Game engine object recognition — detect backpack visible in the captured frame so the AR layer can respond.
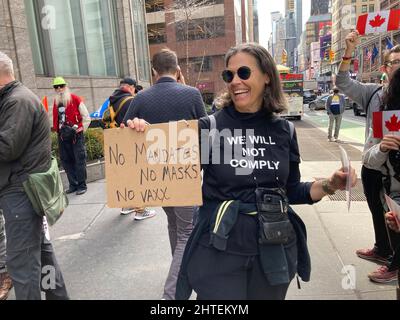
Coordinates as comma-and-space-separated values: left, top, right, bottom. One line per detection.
102, 96, 134, 129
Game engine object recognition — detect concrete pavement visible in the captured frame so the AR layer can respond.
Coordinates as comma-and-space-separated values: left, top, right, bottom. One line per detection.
6, 116, 399, 300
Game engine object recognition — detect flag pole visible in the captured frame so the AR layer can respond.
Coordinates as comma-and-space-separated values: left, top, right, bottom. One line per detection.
379, 34, 382, 67
369, 46, 372, 80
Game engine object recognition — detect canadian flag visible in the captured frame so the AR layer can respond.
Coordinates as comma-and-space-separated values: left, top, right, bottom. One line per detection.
373, 111, 400, 139
357, 10, 400, 35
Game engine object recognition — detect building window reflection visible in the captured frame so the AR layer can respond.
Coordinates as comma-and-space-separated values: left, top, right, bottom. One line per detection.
132, 0, 151, 82
25, 0, 120, 77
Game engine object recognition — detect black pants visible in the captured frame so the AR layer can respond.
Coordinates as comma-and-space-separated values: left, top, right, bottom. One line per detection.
0, 191, 69, 300
187, 245, 290, 300
59, 133, 87, 191
362, 166, 400, 260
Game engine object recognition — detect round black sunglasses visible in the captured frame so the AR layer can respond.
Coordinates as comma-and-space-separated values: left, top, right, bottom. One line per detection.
221, 66, 251, 83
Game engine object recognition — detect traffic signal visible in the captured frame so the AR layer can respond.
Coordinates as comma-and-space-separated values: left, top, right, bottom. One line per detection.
282, 49, 288, 65
329, 49, 335, 62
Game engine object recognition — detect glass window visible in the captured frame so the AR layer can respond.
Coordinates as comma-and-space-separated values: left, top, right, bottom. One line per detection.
179, 56, 213, 73
145, 0, 164, 13
176, 17, 225, 41
148, 23, 166, 44
44, 0, 82, 75
191, 56, 213, 72
362, 5, 367, 13
369, 4, 374, 12
131, 0, 151, 82
25, 0, 119, 77
81, 0, 118, 76
24, 0, 44, 74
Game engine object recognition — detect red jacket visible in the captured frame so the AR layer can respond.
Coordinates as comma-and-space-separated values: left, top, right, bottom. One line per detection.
53, 94, 83, 133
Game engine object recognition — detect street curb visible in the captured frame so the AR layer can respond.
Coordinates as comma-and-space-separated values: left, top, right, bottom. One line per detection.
60, 160, 105, 189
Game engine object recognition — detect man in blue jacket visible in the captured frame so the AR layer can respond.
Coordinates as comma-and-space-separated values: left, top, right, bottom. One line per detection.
325, 87, 346, 142
123, 48, 206, 300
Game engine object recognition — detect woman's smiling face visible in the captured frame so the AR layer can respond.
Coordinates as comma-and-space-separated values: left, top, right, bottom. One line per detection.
225, 52, 269, 113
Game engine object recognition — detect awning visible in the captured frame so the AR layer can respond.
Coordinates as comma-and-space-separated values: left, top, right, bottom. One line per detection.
276, 64, 290, 73
90, 98, 109, 119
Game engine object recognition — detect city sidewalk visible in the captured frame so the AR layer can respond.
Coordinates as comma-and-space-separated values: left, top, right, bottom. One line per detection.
6, 118, 398, 300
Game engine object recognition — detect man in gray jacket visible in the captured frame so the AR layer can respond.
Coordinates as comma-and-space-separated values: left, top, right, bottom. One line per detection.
325, 87, 346, 142
336, 31, 400, 283
0, 51, 68, 299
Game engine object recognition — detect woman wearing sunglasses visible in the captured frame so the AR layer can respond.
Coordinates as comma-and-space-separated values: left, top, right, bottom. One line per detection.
127, 43, 356, 300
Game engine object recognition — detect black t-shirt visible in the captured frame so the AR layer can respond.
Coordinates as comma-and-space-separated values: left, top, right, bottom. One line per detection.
198, 105, 313, 255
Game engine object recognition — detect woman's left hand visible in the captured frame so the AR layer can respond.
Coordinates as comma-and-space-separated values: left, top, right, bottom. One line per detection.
385, 212, 400, 233
329, 167, 357, 191
120, 118, 148, 132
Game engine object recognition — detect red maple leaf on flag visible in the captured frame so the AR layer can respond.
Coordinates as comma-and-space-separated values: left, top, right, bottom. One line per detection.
385, 114, 400, 132
369, 14, 386, 28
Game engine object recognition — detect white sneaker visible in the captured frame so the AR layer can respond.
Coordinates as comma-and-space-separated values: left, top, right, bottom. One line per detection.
134, 208, 157, 221
120, 208, 135, 215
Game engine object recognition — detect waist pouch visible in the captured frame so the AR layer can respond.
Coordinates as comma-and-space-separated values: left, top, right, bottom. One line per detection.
256, 188, 293, 245
59, 125, 76, 142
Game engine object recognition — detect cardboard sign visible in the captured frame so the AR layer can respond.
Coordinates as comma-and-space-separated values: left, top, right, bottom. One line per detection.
104, 121, 203, 208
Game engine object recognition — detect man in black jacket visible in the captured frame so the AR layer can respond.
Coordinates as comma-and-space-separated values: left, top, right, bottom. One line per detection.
0, 51, 68, 300
123, 48, 206, 300
109, 77, 137, 127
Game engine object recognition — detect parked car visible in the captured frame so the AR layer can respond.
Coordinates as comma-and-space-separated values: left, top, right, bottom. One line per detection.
351, 100, 365, 116
308, 95, 329, 111
309, 95, 352, 111
303, 90, 317, 105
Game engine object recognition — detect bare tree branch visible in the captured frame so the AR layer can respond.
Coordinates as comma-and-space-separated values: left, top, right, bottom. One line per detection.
165, 0, 218, 85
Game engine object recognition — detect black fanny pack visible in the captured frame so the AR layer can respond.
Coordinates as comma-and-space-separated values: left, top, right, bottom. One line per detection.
256, 188, 293, 245
59, 125, 76, 142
